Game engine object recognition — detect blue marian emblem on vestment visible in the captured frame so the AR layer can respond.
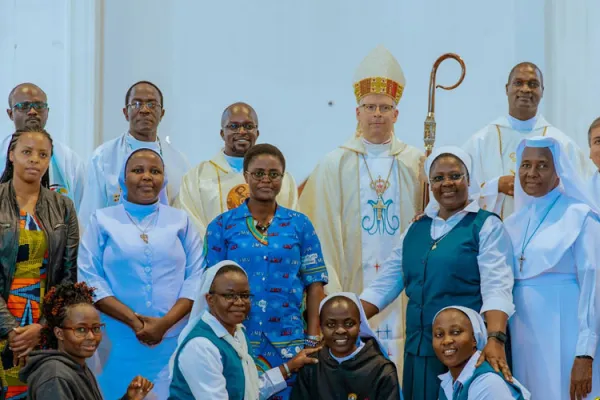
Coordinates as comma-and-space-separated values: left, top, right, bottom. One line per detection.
361, 175, 399, 235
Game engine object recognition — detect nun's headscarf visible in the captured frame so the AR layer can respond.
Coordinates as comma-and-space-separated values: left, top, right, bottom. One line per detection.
511, 136, 599, 213
118, 147, 169, 205
320, 292, 388, 357
424, 146, 478, 214
169, 261, 260, 400
433, 306, 487, 350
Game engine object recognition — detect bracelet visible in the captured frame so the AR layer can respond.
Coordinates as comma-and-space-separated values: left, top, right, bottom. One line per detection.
283, 362, 292, 378
306, 334, 322, 342
305, 338, 319, 348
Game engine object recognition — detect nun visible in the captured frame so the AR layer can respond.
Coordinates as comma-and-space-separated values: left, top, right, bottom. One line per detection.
291, 292, 402, 399
168, 261, 319, 400
505, 136, 600, 399
360, 146, 516, 400
433, 306, 530, 399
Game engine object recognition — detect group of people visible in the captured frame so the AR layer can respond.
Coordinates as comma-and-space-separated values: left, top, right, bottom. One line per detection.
0, 43, 598, 400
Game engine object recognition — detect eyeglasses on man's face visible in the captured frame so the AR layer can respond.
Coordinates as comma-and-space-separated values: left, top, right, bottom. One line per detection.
127, 101, 162, 111
360, 104, 395, 114
224, 122, 258, 132
12, 101, 49, 112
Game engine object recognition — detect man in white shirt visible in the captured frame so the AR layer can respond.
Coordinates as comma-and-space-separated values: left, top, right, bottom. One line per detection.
463, 62, 593, 219
176, 102, 298, 237
2, 83, 85, 209
588, 117, 600, 195
79, 81, 190, 228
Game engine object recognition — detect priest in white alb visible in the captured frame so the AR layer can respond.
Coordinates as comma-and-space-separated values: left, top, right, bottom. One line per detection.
463, 62, 594, 219
176, 102, 298, 237
79, 81, 190, 229
588, 117, 600, 195
298, 45, 424, 378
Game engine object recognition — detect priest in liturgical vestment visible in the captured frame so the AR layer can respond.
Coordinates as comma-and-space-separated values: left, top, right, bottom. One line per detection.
298, 45, 424, 379
463, 62, 594, 219
176, 102, 297, 237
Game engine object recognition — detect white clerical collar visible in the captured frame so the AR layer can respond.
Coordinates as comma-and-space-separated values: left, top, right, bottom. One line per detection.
329, 339, 365, 364
507, 115, 538, 132
125, 132, 161, 152
361, 137, 391, 156
222, 152, 244, 173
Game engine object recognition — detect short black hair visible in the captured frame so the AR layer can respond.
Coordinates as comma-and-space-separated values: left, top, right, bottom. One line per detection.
221, 102, 259, 128
40, 282, 96, 349
588, 117, 600, 147
319, 296, 360, 324
8, 83, 46, 107
209, 264, 247, 292
243, 143, 286, 173
125, 81, 164, 107
507, 62, 544, 86
0, 128, 54, 187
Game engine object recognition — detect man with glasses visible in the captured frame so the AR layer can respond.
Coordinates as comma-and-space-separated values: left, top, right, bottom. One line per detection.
2, 82, 85, 209
298, 45, 424, 379
79, 81, 189, 229
463, 62, 593, 219
176, 102, 297, 237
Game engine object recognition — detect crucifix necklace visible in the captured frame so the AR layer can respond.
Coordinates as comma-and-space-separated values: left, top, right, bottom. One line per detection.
519, 194, 561, 271
124, 209, 159, 244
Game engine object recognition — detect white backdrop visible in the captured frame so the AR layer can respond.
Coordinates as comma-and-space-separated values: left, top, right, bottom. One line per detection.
1, 0, 597, 182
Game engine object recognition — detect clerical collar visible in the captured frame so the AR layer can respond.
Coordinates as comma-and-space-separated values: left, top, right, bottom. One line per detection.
125, 132, 162, 154
507, 115, 537, 132
361, 137, 391, 156
329, 339, 365, 364
223, 152, 244, 173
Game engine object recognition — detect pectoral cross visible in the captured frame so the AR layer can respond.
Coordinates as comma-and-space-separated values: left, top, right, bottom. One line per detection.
518, 254, 525, 271
373, 196, 386, 221
140, 233, 149, 244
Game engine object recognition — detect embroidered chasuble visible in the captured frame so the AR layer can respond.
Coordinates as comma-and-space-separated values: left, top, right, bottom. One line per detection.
463, 115, 594, 219
176, 151, 298, 237
299, 135, 423, 378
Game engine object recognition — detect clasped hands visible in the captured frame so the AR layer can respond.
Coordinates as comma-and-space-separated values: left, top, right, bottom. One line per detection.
8, 323, 43, 365
132, 314, 168, 347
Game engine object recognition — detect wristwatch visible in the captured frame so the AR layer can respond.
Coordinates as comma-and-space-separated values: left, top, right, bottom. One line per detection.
487, 331, 507, 344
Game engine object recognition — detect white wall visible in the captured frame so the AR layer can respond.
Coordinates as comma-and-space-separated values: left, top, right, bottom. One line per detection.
0, 0, 596, 181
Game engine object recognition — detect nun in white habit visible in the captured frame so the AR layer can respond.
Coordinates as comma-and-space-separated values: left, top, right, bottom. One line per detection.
504, 136, 600, 399
168, 261, 319, 400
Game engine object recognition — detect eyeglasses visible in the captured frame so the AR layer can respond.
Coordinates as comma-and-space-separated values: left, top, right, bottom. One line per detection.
61, 324, 105, 338
429, 173, 466, 185
126, 101, 162, 110
224, 122, 258, 132
209, 292, 254, 302
360, 104, 395, 114
12, 101, 49, 112
248, 170, 284, 182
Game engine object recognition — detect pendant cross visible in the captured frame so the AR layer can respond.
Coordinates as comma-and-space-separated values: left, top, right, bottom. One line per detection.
518, 254, 525, 271
373, 197, 386, 221
140, 233, 149, 244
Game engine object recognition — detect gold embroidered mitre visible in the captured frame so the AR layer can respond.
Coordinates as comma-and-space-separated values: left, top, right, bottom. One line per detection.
353, 45, 406, 104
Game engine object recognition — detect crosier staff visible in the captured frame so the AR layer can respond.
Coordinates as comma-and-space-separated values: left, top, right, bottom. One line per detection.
422, 53, 466, 210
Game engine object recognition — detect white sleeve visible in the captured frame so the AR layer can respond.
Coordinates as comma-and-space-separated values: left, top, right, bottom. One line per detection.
477, 216, 515, 318
258, 367, 287, 399
179, 338, 229, 400
360, 228, 407, 311
78, 155, 108, 233
574, 214, 600, 356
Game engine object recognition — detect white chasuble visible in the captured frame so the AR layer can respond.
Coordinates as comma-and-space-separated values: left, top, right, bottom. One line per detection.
463, 115, 594, 219
298, 135, 424, 378
176, 151, 298, 237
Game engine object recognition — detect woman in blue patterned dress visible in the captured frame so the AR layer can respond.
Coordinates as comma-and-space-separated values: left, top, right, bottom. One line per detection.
203, 143, 328, 399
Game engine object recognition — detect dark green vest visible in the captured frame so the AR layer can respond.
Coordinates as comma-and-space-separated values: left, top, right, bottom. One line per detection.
403, 210, 495, 356
168, 319, 248, 400
438, 361, 526, 400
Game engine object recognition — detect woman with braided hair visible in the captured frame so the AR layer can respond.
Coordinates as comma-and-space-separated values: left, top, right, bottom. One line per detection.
19, 282, 154, 400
